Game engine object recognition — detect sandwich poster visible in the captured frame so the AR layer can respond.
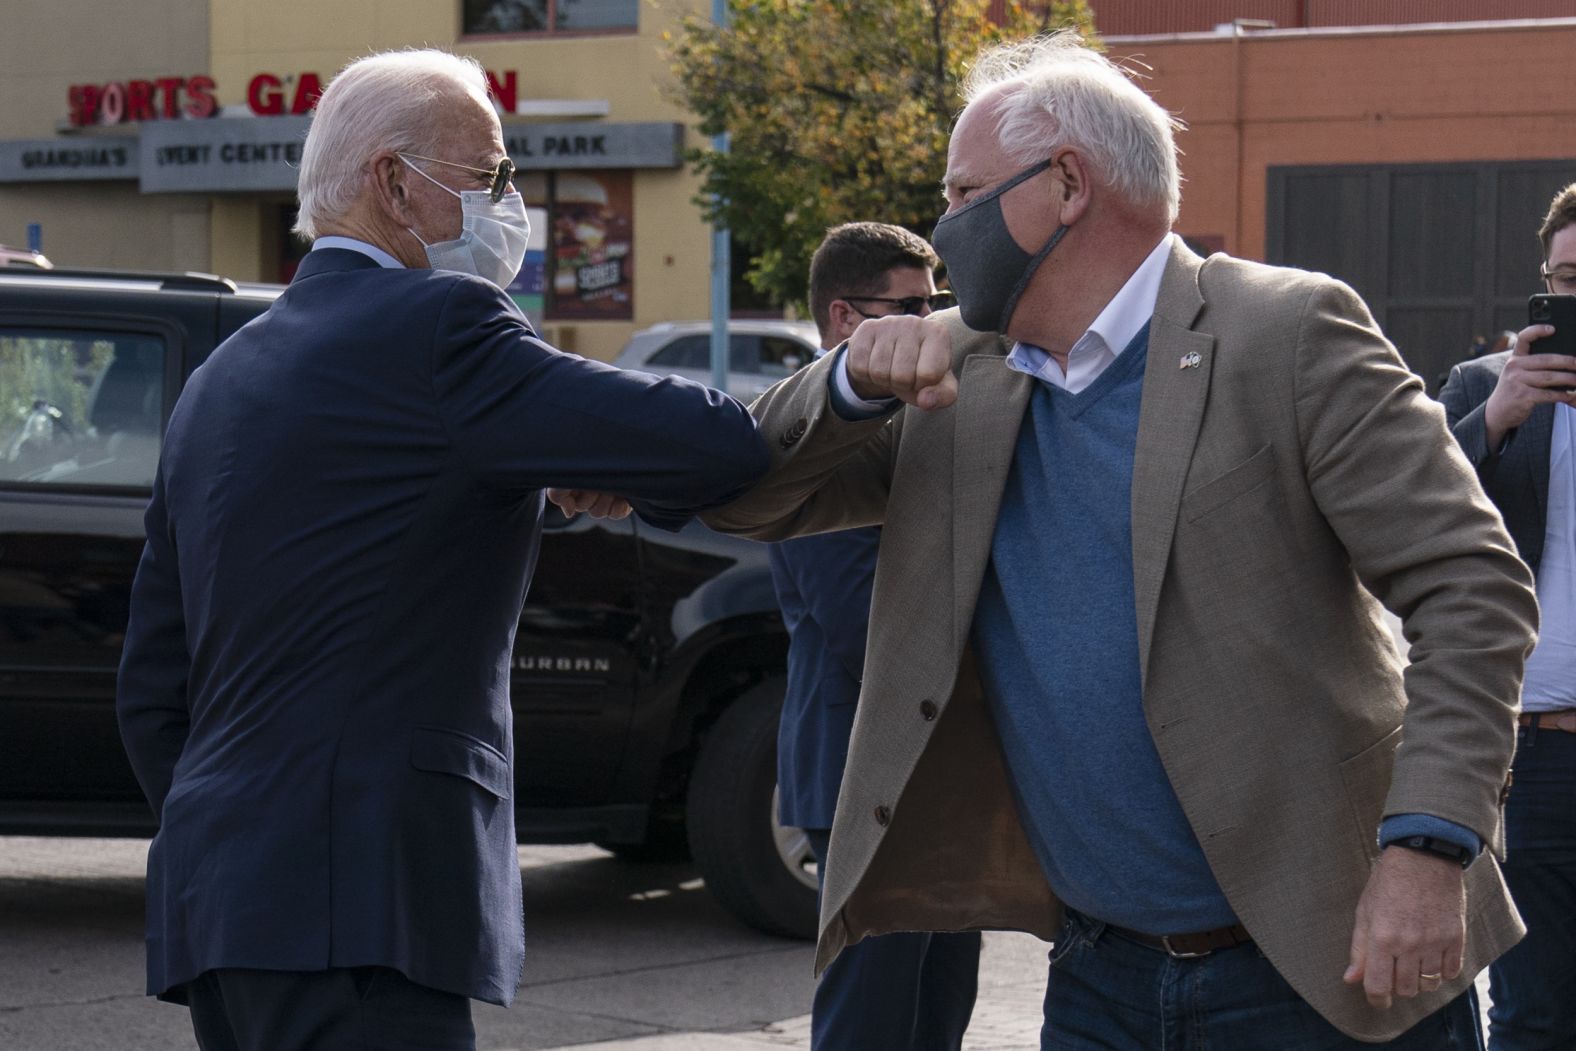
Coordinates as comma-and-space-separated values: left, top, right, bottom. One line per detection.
549, 171, 633, 320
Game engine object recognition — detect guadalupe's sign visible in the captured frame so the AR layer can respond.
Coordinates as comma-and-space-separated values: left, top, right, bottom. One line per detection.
0, 139, 138, 182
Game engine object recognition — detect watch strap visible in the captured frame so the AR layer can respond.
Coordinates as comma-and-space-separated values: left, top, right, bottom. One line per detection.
1390, 833, 1473, 868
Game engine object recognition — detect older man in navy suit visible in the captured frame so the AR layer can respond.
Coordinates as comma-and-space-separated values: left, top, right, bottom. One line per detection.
116, 49, 767, 1051
772, 223, 981, 1051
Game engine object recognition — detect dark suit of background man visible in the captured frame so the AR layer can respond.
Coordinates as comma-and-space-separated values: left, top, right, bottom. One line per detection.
1439, 182, 1576, 1051
772, 223, 981, 1051
702, 30, 1535, 1050
115, 49, 767, 1051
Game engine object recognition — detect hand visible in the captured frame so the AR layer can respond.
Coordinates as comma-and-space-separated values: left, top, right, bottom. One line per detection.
1483, 324, 1576, 447
546, 489, 632, 520
1343, 846, 1466, 1009
845, 314, 958, 411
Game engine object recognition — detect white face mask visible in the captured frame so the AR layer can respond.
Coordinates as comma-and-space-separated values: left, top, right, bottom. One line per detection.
402, 157, 530, 289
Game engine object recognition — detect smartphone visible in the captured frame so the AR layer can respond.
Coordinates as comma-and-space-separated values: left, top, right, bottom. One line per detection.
1527, 293, 1576, 392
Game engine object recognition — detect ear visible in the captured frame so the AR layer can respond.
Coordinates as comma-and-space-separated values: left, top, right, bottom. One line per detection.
369, 151, 417, 226
1049, 148, 1092, 226
827, 300, 863, 345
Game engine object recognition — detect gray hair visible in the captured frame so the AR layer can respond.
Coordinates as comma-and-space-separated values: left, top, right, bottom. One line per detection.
963, 32, 1184, 223
293, 49, 491, 240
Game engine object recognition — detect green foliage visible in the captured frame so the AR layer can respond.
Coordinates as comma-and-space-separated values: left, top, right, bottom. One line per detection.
668, 0, 1096, 310
0, 336, 113, 452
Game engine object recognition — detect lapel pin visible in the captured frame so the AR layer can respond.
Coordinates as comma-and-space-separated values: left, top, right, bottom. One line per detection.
1179, 351, 1201, 370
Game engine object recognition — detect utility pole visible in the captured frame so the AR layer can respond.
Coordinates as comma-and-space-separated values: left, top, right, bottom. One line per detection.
708, 0, 731, 393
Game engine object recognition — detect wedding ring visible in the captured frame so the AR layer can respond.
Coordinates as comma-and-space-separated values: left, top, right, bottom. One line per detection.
1420, 971, 1442, 982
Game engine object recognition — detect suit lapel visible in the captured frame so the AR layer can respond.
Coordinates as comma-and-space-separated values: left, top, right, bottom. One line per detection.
952, 353, 1033, 652
1131, 243, 1213, 686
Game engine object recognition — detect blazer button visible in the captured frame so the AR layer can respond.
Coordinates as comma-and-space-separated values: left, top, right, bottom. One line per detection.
780, 417, 809, 448
919, 699, 938, 721
873, 805, 892, 826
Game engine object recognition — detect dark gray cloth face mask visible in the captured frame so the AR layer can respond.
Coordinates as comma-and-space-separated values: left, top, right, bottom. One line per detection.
932, 158, 1068, 333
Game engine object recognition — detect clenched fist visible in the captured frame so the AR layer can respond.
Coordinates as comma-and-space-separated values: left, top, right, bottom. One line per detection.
547, 489, 632, 520
845, 315, 959, 411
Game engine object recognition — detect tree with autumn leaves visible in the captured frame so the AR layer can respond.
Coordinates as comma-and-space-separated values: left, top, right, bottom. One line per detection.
667, 0, 1095, 311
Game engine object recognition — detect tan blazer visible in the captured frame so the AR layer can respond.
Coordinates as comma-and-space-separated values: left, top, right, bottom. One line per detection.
704, 239, 1537, 1041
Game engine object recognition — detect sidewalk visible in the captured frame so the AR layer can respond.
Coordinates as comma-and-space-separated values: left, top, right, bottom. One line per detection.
519, 931, 1049, 1051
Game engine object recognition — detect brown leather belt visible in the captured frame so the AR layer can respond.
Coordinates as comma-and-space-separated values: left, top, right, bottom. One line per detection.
1519, 709, 1576, 734
1106, 921, 1254, 959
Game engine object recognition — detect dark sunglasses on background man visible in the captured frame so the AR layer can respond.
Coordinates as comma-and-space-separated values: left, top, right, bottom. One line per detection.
843, 290, 956, 318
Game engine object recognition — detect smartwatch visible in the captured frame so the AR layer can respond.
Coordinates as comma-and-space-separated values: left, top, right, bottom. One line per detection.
1389, 834, 1473, 868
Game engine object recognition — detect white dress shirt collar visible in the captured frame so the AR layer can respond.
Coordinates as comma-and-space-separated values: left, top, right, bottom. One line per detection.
1006, 233, 1173, 394
311, 236, 404, 269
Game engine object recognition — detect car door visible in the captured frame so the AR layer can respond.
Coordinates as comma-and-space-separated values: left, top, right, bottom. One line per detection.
0, 293, 212, 832
508, 503, 643, 819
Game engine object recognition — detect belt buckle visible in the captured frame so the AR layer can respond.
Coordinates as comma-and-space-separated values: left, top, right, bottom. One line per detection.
1160, 935, 1211, 959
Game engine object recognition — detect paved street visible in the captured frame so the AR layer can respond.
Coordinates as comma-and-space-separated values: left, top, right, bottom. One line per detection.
0, 837, 1048, 1050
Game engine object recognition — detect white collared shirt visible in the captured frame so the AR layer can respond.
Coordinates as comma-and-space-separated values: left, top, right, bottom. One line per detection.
312, 236, 404, 269
1006, 234, 1173, 394
1523, 403, 1576, 710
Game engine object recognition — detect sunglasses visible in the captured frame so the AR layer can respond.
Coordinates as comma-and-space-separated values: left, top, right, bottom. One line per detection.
398, 152, 516, 203
844, 290, 956, 318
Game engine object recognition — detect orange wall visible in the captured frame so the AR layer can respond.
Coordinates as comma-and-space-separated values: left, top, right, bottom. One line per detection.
1112, 22, 1576, 259
1085, 0, 1576, 36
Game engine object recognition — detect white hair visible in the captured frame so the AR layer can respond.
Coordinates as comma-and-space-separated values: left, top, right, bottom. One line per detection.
963, 32, 1184, 223
293, 49, 491, 240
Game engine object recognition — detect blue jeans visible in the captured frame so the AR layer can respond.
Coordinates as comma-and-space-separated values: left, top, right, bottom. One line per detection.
1487, 723, 1576, 1051
1041, 909, 1483, 1050
804, 829, 981, 1051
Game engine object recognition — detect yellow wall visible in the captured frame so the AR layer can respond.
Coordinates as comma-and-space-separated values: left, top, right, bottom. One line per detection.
0, 0, 213, 270
207, 0, 715, 361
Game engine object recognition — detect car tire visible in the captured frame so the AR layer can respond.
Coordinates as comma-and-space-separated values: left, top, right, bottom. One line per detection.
686, 675, 818, 940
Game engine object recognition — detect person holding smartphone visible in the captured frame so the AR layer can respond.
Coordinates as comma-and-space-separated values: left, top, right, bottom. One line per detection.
1439, 182, 1576, 1051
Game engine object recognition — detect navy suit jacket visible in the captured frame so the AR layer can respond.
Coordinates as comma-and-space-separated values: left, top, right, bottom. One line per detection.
1439, 350, 1552, 573
116, 248, 768, 1004
769, 526, 879, 830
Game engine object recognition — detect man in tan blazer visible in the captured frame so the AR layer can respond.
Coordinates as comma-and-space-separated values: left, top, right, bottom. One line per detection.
692, 32, 1537, 1049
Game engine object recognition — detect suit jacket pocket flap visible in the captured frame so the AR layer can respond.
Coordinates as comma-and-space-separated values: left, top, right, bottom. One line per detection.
1183, 443, 1275, 522
1338, 724, 1402, 860
410, 726, 512, 799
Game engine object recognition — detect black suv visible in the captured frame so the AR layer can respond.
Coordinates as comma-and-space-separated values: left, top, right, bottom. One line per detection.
0, 267, 814, 939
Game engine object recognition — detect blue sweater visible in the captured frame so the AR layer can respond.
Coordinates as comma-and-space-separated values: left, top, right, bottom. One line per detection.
973, 328, 1239, 934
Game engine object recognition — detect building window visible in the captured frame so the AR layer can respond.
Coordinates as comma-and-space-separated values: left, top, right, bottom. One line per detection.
463, 0, 637, 35
505, 171, 634, 323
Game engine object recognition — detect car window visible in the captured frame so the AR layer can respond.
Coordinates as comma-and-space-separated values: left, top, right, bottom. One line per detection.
0, 327, 167, 488
646, 334, 710, 371
727, 335, 760, 373
758, 335, 811, 379
646, 333, 762, 374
